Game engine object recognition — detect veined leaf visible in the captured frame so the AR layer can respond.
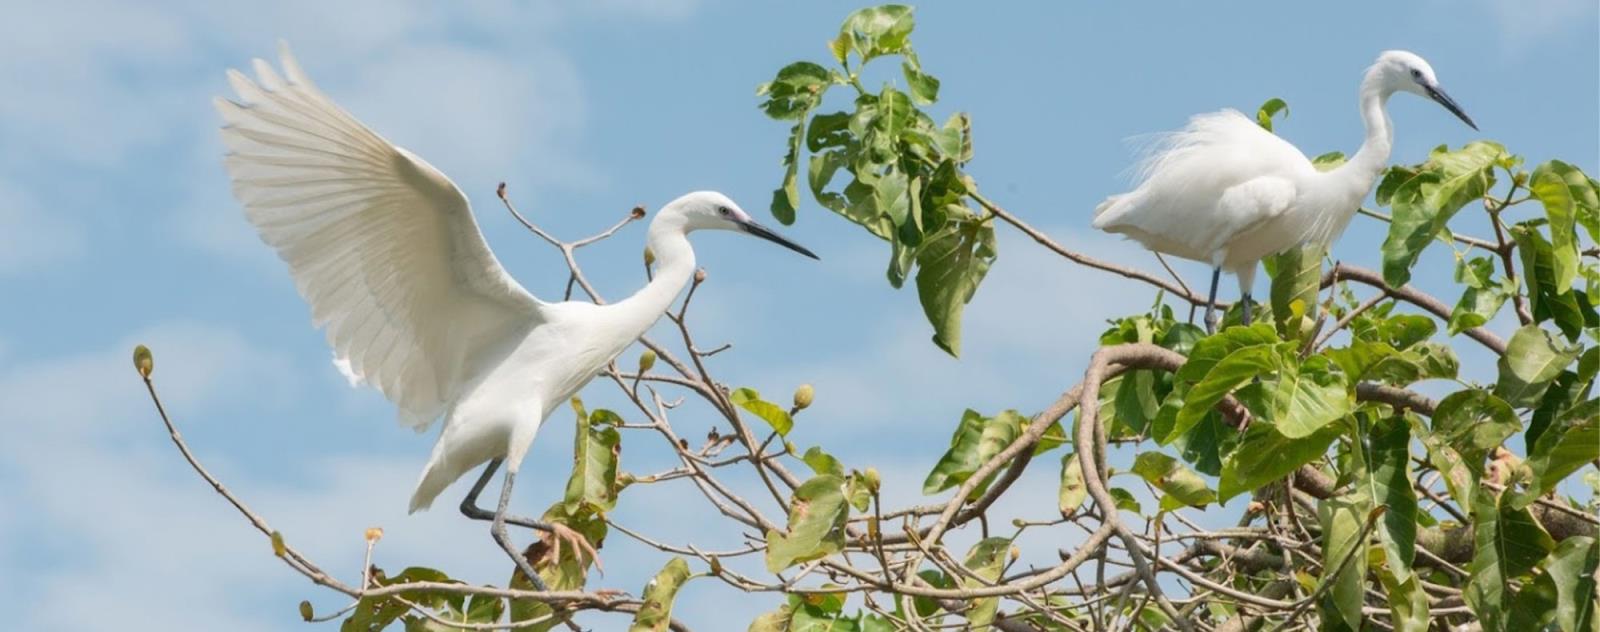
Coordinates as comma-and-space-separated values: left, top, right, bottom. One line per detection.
629, 558, 692, 632
731, 388, 796, 436
765, 475, 849, 572
1130, 451, 1216, 510
1494, 325, 1582, 407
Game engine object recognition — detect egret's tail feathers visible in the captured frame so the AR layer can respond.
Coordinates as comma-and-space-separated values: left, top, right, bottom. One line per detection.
1091, 193, 1137, 231
409, 458, 469, 514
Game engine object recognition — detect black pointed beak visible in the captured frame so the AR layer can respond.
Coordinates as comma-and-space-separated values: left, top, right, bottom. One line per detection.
741, 219, 819, 260
1425, 85, 1477, 131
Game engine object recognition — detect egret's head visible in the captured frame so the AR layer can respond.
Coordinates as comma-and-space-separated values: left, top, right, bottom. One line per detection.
665, 191, 818, 259
1373, 50, 1477, 130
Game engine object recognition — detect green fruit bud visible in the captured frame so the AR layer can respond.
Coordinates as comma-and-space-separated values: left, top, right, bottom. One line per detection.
299, 601, 314, 621
637, 349, 657, 373
133, 345, 153, 378
643, 247, 656, 267
270, 531, 286, 557
863, 466, 881, 493
792, 384, 815, 411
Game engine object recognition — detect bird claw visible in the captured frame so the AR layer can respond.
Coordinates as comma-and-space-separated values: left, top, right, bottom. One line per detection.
544, 522, 604, 575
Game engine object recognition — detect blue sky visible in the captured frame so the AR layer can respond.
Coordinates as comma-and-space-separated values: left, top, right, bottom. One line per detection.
1, 1, 1595, 629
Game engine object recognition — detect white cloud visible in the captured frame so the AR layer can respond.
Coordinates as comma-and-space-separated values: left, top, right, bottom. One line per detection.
1478, 0, 1598, 51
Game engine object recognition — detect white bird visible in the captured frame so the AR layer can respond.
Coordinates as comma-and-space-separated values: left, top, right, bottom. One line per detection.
214, 44, 817, 584
1093, 50, 1476, 332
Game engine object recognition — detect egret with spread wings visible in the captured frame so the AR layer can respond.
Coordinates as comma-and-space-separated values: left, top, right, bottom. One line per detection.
1093, 50, 1476, 332
215, 44, 818, 586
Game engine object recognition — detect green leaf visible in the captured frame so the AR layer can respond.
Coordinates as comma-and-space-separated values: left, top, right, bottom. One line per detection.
748, 605, 794, 632
1512, 223, 1588, 340
563, 412, 621, 514
914, 220, 996, 357
465, 592, 504, 625
1130, 451, 1216, 510
961, 538, 1010, 629
1367, 416, 1417, 581
901, 51, 940, 104
1379, 570, 1430, 632
1410, 414, 1474, 509
921, 409, 1022, 497
874, 169, 910, 228
1269, 355, 1351, 438
1449, 255, 1514, 334
1218, 422, 1341, 502
1311, 151, 1347, 172
629, 557, 692, 632
758, 62, 832, 121
1546, 536, 1599, 632
771, 119, 805, 225
1514, 404, 1599, 507
1176, 323, 1279, 382
1432, 389, 1521, 470
836, 4, 915, 62
1466, 487, 1557, 631
1380, 142, 1504, 286
731, 388, 796, 436
1255, 97, 1288, 132
1267, 242, 1322, 342
766, 475, 849, 572
802, 446, 844, 477
1107, 487, 1142, 514
1058, 451, 1086, 515
1494, 325, 1582, 407
1176, 344, 1278, 440
1530, 160, 1596, 291
1318, 493, 1368, 630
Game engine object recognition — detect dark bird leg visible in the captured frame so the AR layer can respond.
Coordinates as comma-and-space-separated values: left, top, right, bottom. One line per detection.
1203, 267, 1222, 334
465, 459, 603, 584
489, 468, 548, 589
1240, 293, 1254, 327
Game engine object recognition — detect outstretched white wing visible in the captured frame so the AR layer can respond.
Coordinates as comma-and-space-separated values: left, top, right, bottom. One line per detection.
215, 43, 544, 430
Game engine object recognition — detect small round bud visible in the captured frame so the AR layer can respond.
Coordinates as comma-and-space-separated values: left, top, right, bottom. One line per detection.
637, 349, 657, 373
631, 205, 647, 219
708, 556, 723, 575
693, 268, 707, 283
1009, 545, 1020, 562
270, 531, 286, 557
783, 440, 797, 455
299, 600, 314, 621
862, 466, 881, 493
133, 345, 153, 378
364, 527, 384, 543
792, 384, 815, 411
1512, 171, 1529, 187
643, 247, 656, 267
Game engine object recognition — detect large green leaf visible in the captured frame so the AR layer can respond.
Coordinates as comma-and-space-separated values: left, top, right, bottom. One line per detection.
1513, 402, 1599, 508
1546, 536, 1600, 632
1529, 160, 1596, 291
1466, 487, 1557, 632
1130, 451, 1216, 510
836, 4, 915, 62
1218, 422, 1341, 502
1494, 325, 1582, 407
1176, 344, 1279, 441
731, 388, 796, 436
1367, 416, 1418, 581
1432, 389, 1521, 470
757, 62, 832, 121
771, 119, 806, 225
921, 409, 1022, 496
564, 410, 622, 514
766, 475, 849, 572
1176, 323, 1279, 382
914, 220, 996, 356
1379, 570, 1430, 632
629, 557, 692, 632
1380, 142, 1505, 286
1267, 242, 1322, 342
1318, 493, 1369, 630
1512, 223, 1588, 339
1269, 355, 1351, 438
900, 51, 940, 104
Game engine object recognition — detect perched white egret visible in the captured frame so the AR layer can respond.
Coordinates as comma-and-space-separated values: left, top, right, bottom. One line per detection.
214, 44, 817, 584
1093, 50, 1476, 332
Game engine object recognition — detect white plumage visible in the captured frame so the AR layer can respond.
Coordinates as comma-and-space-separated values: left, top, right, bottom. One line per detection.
1094, 50, 1476, 331
215, 43, 817, 581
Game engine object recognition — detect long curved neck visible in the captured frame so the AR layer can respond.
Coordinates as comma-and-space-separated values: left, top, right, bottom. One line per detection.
1339, 70, 1394, 186
615, 214, 696, 331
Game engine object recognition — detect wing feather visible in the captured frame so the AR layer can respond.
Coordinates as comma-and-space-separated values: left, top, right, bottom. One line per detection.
217, 43, 544, 431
